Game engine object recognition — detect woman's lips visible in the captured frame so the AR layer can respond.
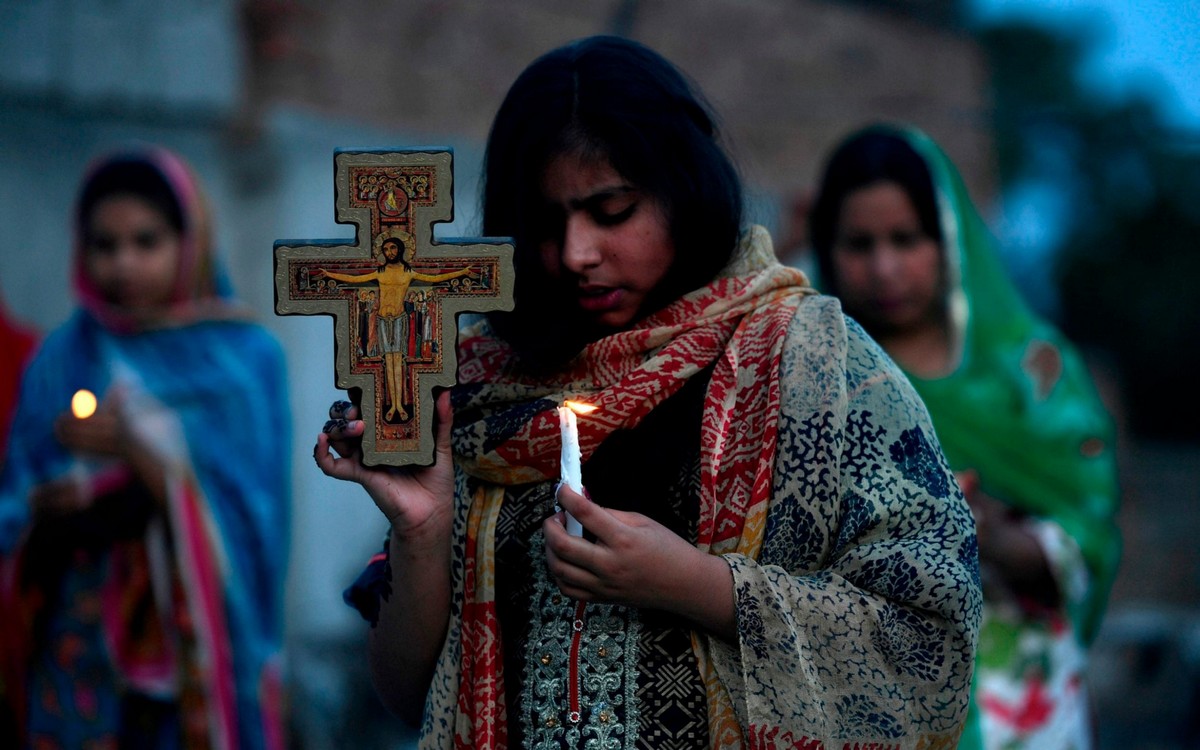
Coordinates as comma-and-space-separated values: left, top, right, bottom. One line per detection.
577, 286, 622, 312
873, 296, 907, 313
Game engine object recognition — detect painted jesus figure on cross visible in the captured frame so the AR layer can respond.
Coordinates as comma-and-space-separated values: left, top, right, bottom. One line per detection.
274, 148, 513, 466
313, 227, 477, 422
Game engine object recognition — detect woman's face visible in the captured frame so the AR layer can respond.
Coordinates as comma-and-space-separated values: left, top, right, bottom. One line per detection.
536, 150, 676, 331
830, 180, 944, 336
85, 194, 182, 313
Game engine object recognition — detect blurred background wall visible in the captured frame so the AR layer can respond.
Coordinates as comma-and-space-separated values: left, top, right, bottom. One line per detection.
1, 1, 1196, 747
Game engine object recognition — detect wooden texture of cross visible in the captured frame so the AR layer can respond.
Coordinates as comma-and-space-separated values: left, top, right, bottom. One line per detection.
274, 149, 513, 466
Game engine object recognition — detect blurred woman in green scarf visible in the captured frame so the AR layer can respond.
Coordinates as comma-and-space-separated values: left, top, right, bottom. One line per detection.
808, 124, 1121, 750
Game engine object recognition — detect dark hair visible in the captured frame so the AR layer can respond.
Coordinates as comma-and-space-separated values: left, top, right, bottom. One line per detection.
808, 126, 942, 296
481, 35, 743, 368
78, 157, 185, 240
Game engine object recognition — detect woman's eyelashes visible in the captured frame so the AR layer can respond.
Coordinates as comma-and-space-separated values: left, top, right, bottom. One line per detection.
839, 230, 925, 253
87, 230, 170, 255
580, 188, 639, 226
589, 197, 637, 226
839, 234, 873, 254
890, 230, 923, 249
531, 194, 638, 242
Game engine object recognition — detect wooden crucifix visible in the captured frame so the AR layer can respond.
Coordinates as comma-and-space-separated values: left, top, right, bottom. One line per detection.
274, 149, 514, 466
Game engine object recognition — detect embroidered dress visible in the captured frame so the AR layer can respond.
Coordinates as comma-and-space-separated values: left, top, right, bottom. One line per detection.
491, 365, 712, 749
837, 127, 1122, 750
348, 226, 981, 749
0, 148, 291, 750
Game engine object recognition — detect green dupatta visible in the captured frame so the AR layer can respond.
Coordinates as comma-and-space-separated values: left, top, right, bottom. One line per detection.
876, 125, 1120, 644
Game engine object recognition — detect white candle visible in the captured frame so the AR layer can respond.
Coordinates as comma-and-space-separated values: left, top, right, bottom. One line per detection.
557, 401, 595, 536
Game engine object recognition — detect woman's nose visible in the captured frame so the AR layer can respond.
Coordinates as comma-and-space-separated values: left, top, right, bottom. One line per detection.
869, 246, 903, 279
112, 242, 140, 272
560, 216, 602, 274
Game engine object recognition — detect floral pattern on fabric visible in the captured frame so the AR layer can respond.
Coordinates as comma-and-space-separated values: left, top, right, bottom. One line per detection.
703, 308, 980, 747
975, 520, 1093, 750
891, 428, 955, 500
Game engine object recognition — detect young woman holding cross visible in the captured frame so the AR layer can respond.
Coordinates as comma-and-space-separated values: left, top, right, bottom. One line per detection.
317, 35, 981, 749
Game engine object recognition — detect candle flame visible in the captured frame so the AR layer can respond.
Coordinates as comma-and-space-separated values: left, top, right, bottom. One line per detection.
563, 400, 598, 415
71, 389, 97, 419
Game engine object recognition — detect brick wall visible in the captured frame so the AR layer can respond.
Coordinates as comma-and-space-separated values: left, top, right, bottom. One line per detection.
243, 0, 994, 215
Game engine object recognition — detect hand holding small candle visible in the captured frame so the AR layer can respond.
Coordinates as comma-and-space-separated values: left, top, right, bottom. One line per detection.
66, 389, 99, 500
63, 387, 131, 479
557, 400, 597, 536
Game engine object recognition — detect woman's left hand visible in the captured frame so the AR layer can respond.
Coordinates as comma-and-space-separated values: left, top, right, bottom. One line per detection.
544, 484, 736, 638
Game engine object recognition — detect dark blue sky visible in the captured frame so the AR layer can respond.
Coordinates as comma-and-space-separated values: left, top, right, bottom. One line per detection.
965, 0, 1200, 129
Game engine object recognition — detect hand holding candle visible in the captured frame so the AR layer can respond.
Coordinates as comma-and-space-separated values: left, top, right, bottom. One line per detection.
557, 400, 597, 536
67, 389, 99, 500
64, 387, 128, 471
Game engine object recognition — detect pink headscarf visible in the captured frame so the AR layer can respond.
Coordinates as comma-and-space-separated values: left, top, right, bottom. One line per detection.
72, 145, 245, 333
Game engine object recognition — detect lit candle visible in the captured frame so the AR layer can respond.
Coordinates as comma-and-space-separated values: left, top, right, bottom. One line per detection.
71, 389, 97, 419
68, 389, 99, 498
557, 400, 597, 536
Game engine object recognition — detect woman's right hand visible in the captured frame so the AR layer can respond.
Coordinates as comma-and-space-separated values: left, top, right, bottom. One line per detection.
319, 392, 456, 725
314, 390, 456, 541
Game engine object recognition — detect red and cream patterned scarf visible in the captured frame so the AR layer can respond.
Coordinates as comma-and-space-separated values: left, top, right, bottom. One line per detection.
445, 226, 815, 748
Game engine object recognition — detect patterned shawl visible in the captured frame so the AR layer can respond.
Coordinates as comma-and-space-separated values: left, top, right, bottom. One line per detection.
0, 147, 290, 750
425, 226, 980, 748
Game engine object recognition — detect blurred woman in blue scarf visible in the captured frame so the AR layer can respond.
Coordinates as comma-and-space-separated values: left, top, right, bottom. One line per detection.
0, 146, 291, 749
